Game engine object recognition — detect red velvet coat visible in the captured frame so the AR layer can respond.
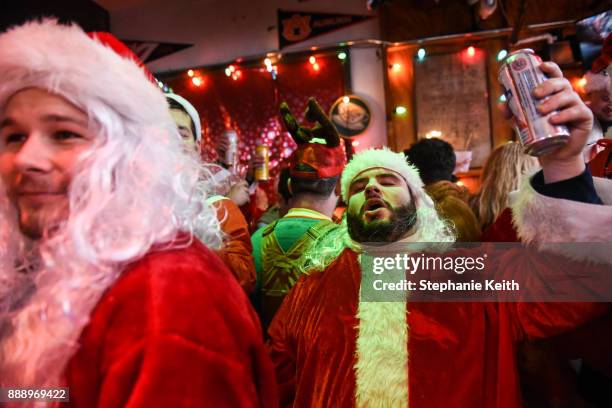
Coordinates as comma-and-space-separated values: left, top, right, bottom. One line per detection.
268, 248, 607, 408
268, 177, 612, 408
64, 238, 278, 408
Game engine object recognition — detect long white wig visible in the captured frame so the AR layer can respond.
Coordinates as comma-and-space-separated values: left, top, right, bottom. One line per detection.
0, 20, 221, 388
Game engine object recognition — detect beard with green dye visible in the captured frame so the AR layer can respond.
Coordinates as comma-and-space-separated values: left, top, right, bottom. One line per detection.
347, 201, 418, 243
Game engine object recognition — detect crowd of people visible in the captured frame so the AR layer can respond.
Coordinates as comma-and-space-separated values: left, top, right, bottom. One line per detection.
0, 19, 610, 407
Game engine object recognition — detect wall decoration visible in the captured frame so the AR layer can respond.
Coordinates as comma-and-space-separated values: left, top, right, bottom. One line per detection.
329, 95, 371, 138
414, 48, 491, 168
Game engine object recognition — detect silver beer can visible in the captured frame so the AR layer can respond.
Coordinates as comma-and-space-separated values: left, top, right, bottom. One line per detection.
223, 130, 238, 168
498, 49, 570, 156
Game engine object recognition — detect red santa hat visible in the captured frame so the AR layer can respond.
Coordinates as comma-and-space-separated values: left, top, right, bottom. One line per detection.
584, 33, 612, 94
0, 19, 170, 136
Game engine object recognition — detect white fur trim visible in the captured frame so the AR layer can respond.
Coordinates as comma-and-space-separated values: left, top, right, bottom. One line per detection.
510, 175, 612, 265
0, 20, 173, 139
342, 148, 424, 203
584, 70, 610, 93
166, 93, 202, 141
355, 261, 409, 407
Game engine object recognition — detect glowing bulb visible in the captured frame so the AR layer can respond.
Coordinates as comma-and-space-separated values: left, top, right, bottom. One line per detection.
497, 49, 508, 61
225, 68, 231, 77
499, 94, 507, 102
394, 106, 407, 115
391, 63, 402, 72
342, 96, 350, 104
192, 77, 202, 86
425, 130, 442, 139
352, 140, 360, 147
309, 56, 317, 65
264, 58, 272, 66
338, 52, 347, 60
467, 46, 476, 57
456, 180, 465, 187
313, 63, 320, 71
417, 48, 426, 60
187, 69, 194, 77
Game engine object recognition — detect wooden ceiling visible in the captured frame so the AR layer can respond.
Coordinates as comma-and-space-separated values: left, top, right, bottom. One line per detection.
379, 0, 610, 42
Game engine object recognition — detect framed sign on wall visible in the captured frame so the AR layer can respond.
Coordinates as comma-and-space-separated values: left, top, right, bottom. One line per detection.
414, 49, 492, 168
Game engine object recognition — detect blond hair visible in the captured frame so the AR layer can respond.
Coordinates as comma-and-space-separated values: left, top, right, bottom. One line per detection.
472, 142, 539, 230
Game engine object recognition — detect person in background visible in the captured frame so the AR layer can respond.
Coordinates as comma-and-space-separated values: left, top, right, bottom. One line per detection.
0, 20, 277, 406
255, 167, 292, 230
166, 92, 202, 149
251, 98, 346, 331
585, 34, 612, 178
470, 141, 539, 234
404, 137, 481, 241
165, 93, 256, 293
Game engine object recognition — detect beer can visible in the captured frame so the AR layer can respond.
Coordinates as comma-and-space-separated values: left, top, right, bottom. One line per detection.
254, 142, 269, 181
498, 49, 570, 156
223, 130, 238, 170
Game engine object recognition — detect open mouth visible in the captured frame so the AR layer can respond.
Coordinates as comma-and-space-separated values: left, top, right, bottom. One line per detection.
364, 199, 386, 213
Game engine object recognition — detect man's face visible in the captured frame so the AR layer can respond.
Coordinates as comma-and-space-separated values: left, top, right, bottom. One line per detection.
169, 108, 196, 148
346, 167, 417, 243
588, 89, 612, 122
0, 88, 94, 239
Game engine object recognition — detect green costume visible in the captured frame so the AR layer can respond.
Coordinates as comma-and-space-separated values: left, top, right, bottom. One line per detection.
252, 208, 339, 330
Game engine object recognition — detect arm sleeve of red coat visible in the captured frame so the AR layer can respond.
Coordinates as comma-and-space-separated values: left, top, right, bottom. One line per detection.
212, 196, 257, 293
491, 248, 611, 341
267, 279, 301, 408
92, 247, 276, 408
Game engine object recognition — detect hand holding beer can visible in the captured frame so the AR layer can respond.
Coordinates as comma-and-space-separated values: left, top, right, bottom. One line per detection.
498, 49, 570, 156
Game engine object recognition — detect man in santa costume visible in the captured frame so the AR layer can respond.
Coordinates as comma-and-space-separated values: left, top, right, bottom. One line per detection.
268, 61, 611, 407
584, 33, 612, 178
0, 20, 276, 407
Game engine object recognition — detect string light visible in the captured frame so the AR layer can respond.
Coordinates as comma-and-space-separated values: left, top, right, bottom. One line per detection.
225, 65, 236, 77
467, 46, 476, 57
391, 63, 402, 72
338, 51, 347, 60
187, 69, 195, 77
497, 49, 508, 61
192, 77, 202, 87
342, 96, 350, 104
499, 94, 507, 102
352, 140, 360, 147
425, 130, 442, 139
394, 106, 407, 115
231, 69, 242, 81
313, 63, 320, 72
573, 77, 587, 93
309, 56, 317, 65
417, 48, 426, 61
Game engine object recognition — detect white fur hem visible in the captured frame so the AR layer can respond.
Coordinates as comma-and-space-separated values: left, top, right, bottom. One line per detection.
509, 175, 612, 265
355, 256, 409, 408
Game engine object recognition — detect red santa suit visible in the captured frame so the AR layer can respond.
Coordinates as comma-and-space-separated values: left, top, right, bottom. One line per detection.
65, 237, 277, 407
268, 175, 612, 408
